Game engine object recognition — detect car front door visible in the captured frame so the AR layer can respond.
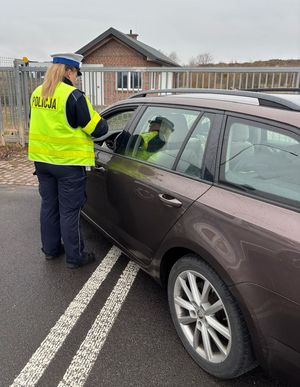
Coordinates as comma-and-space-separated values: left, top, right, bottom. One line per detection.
102, 108, 222, 266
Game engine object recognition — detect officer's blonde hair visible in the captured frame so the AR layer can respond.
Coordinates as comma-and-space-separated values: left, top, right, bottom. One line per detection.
41, 64, 68, 98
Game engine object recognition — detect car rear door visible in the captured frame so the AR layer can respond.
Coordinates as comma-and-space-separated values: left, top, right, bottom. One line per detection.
196, 114, 300, 294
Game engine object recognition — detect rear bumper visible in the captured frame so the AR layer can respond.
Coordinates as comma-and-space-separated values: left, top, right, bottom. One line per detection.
233, 282, 300, 383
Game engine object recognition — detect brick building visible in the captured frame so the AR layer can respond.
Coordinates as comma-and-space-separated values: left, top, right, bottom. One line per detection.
76, 27, 179, 106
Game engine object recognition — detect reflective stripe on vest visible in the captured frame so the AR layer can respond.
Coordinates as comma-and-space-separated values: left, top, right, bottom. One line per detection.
82, 97, 101, 135
28, 82, 97, 166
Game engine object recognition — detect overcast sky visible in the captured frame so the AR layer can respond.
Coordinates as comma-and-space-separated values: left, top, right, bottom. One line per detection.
1, 0, 299, 64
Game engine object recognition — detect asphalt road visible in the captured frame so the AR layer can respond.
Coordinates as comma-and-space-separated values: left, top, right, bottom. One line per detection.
0, 185, 287, 387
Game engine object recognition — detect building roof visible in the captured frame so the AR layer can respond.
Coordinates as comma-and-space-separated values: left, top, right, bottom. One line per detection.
76, 27, 179, 67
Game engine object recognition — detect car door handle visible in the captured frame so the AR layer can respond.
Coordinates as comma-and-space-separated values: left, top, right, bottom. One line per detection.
94, 166, 106, 172
158, 194, 182, 208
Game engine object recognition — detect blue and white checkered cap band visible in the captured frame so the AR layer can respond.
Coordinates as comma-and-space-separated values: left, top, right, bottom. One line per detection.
53, 57, 80, 68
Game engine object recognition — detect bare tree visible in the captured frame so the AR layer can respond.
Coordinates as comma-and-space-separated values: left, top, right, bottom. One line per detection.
168, 51, 180, 64
189, 53, 214, 66
158, 49, 180, 64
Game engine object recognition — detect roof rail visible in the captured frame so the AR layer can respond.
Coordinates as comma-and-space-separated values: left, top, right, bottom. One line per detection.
243, 88, 300, 93
129, 88, 300, 111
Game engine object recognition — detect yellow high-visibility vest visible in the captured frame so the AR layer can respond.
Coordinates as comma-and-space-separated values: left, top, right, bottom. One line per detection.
28, 82, 101, 166
137, 131, 158, 160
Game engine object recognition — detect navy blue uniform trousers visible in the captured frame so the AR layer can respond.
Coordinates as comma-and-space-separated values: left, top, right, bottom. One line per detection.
34, 162, 87, 264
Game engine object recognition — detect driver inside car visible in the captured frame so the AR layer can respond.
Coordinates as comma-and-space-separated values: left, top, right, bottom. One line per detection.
137, 116, 174, 159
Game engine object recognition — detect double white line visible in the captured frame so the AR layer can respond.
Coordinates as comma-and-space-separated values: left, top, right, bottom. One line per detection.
11, 246, 139, 387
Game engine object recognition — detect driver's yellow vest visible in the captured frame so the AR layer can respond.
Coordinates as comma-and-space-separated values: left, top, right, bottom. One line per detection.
137, 131, 158, 160
28, 82, 100, 166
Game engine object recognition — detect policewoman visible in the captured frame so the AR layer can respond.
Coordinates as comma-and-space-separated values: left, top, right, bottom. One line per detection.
28, 53, 108, 268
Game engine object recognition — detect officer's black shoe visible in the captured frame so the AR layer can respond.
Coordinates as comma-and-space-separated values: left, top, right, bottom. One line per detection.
45, 244, 65, 260
66, 252, 96, 269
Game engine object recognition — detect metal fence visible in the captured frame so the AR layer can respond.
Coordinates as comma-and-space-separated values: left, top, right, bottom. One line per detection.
0, 61, 299, 145
0, 57, 15, 67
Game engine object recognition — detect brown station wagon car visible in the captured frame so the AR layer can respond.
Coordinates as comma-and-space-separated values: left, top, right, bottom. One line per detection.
82, 89, 300, 383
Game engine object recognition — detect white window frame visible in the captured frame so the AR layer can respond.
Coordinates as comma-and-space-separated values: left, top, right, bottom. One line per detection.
116, 71, 142, 91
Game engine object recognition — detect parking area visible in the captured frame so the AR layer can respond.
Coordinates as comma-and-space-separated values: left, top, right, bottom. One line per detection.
0, 149, 38, 186
0, 153, 288, 387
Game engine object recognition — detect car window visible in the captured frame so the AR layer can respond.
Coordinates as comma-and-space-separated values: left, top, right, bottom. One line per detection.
125, 106, 199, 169
101, 110, 135, 152
220, 117, 300, 207
176, 113, 214, 178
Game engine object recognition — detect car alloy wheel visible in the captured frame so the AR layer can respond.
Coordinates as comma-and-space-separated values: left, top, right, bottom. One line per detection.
173, 269, 231, 364
168, 254, 256, 379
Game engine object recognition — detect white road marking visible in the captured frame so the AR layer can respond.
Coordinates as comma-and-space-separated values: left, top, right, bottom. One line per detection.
58, 261, 139, 387
10, 246, 122, 387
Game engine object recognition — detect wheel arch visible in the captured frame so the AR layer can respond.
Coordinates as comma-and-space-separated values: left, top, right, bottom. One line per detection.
159, 244, 233, 289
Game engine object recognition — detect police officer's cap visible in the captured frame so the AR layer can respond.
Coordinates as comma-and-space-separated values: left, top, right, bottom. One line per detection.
148, 116, 174, 131
51, 53, 83, 76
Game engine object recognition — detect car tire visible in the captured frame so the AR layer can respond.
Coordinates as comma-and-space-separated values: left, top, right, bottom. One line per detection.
168, 254, 256, 379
